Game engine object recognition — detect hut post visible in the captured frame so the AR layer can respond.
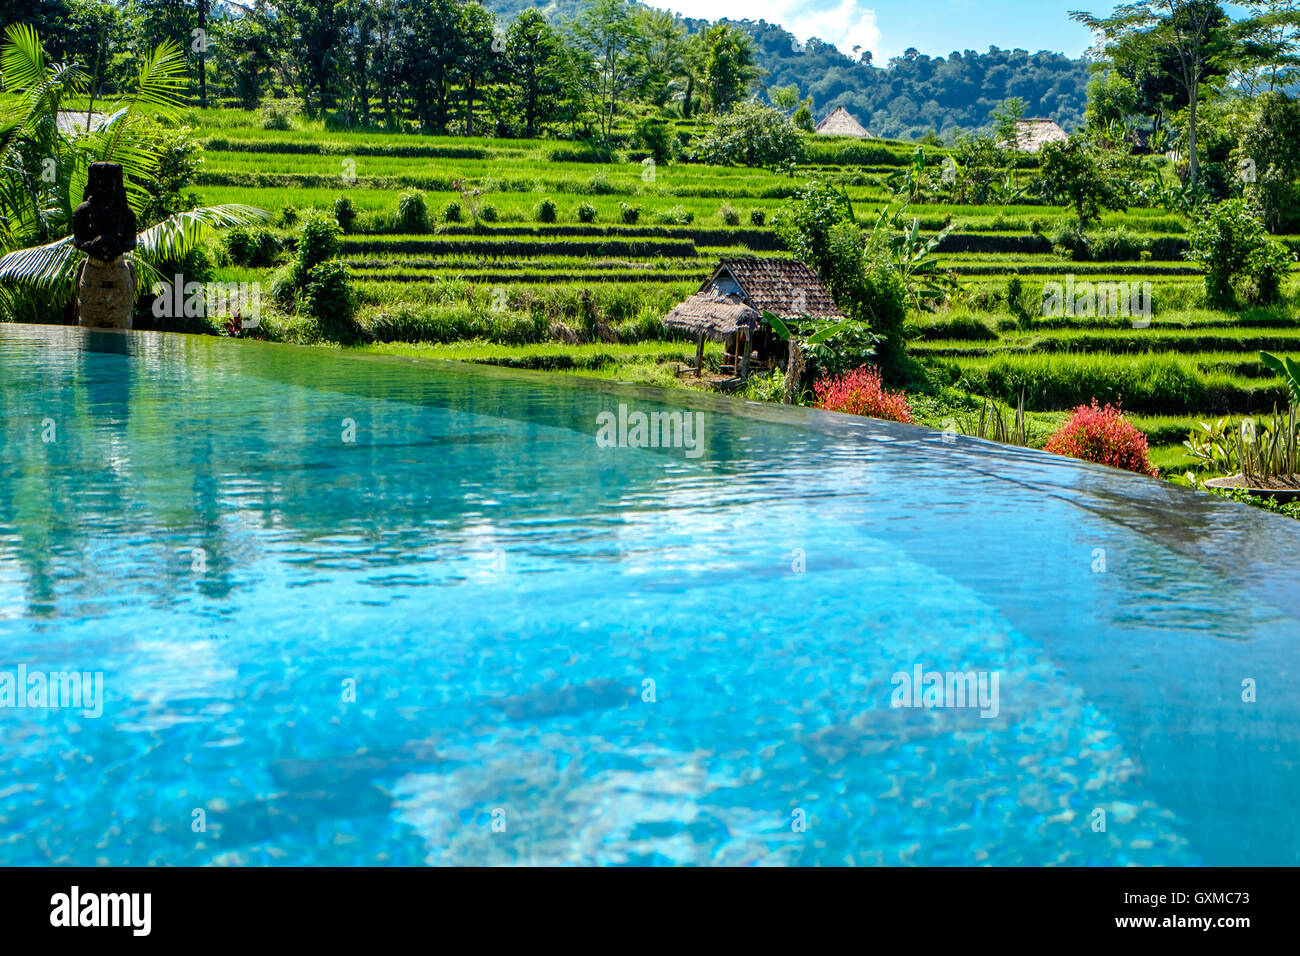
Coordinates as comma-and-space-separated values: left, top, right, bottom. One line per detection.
695, 331, 705, 375
739, 330, 751, 380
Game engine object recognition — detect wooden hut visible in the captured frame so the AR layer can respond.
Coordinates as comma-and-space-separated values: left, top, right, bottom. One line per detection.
664, 257, 847, 379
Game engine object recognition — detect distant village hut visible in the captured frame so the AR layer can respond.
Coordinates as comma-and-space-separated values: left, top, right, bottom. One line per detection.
663, 257, 846, 379
1007, 118, 1069, 152
814, 106, 874, 138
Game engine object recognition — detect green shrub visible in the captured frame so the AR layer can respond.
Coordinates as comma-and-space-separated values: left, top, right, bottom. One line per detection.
442, 199, 463, 223
222, 227, 282, 268
296, 211, 342, 270
584, 169, 615, 195
576, 201, 598, 223
301, 260, 363, 343
332, 195, 356, 232
396, 190, 430, 232
749, 209, 766, 226
652, 205, 694, 225
1187, 199, 1293, 307
619, 202, 641, 224
534, 197, 558, 223
1090, 227, 1148, 262
718, 203, 740, 226
479, 202, 499, 222
695, 102, 806, 171
279, 205, 299, 227
260, 98, 298, 131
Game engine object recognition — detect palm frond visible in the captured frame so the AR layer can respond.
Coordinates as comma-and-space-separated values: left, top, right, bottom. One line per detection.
103, 40, 187, 161
0, 235, 78, 290
0, 23, 49, 93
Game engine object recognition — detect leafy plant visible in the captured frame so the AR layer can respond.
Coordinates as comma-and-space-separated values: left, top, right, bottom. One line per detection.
812, 365, 913, 423
1260, 351, 1300, 405
960, 391, 1029, 446
396, 190, 430, 232
1044, 399, 1158, 477
1186, 200, 1292, 307
0, 25, 265, 309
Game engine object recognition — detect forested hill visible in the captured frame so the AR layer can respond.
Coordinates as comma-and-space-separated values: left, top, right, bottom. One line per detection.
484, 0, 1091, 139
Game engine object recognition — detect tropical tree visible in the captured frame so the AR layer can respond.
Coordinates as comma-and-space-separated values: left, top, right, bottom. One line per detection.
1071, 1, 1245, 190
566, 0, 644, 141
0, 25, 264, 317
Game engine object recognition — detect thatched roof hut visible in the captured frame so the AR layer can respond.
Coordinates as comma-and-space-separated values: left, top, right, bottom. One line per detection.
663, 291, 760, 340
664, 257, 846, 377
815, 106, 873, 138
1007, 118, 1069, 152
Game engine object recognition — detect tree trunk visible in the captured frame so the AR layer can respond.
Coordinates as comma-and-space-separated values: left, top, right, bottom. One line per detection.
783, 338, 804, 404
1188, 78, 1199, 190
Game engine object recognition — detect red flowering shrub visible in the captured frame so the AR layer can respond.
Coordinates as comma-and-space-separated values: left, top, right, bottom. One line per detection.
1044, 399, 1158, 477
813, 365, 913, 424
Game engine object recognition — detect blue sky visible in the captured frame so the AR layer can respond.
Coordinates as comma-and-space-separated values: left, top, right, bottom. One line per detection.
660, 1, 1108, 62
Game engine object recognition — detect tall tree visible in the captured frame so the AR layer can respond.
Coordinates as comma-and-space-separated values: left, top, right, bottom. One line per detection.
504, 9, 568, 137
566, 0, 643, 141
456, 3, 496, 137
702, 22, 760, 113
399, 0, 463, 133
1071, 1, 1242, 189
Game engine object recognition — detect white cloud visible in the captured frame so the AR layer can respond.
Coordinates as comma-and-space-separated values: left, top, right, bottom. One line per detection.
660, 0, 882, 62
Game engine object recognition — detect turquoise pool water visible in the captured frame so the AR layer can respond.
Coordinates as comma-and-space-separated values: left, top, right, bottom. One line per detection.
1, 323, 1298, 866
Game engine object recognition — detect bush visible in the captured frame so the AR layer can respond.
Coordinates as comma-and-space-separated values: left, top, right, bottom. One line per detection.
301, 261, 363, 343
222, 227, 282, 268
479, 203, 499, 222
396, 190, 430, 232
652, 205, 694, 225
534, 197, 557, 223
1186, 199, 1293, 307
813, 366, 913, 423
442, 199, 463, 223
633, 117, 674, 165
695, 102, 806, 171
260, 98, 298, 130
749, 209, 766, 226
332, 195, 356, 232
279, 205, 299, 227
619, 202, 640, 224
575, 201, 598, 223
296, 211, 342, 270
584, 169, 615, 195
1089, 227, 1148, 262
718, 203, 740, 226
1044, 399, 1158, 477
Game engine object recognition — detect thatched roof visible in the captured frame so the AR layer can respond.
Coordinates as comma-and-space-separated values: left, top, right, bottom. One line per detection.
709, 257, 847, 321
815, 106, 873, 138
1008, 118, 1068, 152
663, 291, 760, 340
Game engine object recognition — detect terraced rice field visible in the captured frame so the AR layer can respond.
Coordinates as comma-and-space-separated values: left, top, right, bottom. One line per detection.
192, 109, 1300, 474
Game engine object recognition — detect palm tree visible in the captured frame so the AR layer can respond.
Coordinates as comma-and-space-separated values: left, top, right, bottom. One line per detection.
0, 24, 265, 317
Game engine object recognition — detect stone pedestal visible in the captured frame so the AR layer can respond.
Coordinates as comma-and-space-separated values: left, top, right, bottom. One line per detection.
76, 255, 137, 329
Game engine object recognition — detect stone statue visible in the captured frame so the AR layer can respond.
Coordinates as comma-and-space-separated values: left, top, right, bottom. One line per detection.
73, 162, 138, 330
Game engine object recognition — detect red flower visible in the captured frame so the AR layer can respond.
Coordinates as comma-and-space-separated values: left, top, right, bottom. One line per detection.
812, 366, 913, 424
1044, 398, 1158, 477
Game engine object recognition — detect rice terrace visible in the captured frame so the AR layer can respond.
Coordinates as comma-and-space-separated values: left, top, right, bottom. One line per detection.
0, 0, 1298, 909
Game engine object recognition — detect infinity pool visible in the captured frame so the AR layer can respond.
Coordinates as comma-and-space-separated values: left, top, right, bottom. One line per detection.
1, 323, 1298, 866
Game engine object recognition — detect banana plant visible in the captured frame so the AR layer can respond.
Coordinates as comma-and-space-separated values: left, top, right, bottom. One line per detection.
0, 25, 265, 311
1261, 351, 1300, 405
872, 202, 957, 312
